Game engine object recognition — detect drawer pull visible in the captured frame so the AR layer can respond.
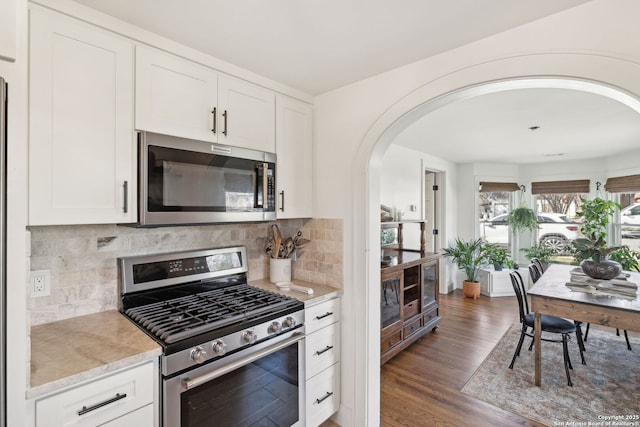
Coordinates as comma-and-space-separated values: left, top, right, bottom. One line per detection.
315, 345, 334, 356
77, 393, 127, 416
315, 391, 334, 404
389, 339, 395, 346
315, 312, 334, 320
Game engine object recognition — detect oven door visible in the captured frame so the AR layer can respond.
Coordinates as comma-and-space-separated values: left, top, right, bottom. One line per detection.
164, 329, 305, 427
139, 131, 276, 226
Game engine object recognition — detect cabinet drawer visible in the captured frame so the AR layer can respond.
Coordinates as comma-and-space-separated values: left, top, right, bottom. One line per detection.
380, 330, 402, 353
306, 322, 340, 380
35, 362, 154, 427
306, 362, 340, 427
306, 298, 340, 334
403, 317, 421, 338
423, 306, 438, 325
403, 300, 419, 318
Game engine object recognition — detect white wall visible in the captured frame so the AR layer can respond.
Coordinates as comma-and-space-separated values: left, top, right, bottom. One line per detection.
314, 1, 640, 425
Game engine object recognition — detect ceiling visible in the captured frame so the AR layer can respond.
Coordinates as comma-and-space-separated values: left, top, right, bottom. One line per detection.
72, 0, 588, 96
70, 0, 640, 164
393, 87, 640, 165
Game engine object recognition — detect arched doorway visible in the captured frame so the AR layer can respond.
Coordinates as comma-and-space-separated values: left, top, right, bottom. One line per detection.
346, 54, 640, 425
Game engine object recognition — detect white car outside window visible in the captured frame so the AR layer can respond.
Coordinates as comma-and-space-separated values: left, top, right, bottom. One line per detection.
480, 212, 579, 252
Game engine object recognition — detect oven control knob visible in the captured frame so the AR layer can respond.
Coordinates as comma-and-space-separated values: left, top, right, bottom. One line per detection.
268, 321, 282, 334
243, 330, 258, 344
211, 340, 227, 356
190, 346, 207, 364
282, 316, 297, 328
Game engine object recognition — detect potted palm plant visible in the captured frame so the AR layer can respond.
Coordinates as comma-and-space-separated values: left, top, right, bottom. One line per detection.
443, 238, 488, 299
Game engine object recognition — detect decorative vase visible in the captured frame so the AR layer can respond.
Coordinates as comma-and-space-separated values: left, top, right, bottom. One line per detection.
580, 258, 622, 280
463, 281, 481, 300
270, 257, 292, 283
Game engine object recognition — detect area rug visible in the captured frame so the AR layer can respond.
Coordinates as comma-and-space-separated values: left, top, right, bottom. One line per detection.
461, 324, 640, 426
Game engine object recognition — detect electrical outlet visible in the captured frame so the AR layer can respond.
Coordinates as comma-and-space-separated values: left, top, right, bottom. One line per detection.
31, 270, 51, 297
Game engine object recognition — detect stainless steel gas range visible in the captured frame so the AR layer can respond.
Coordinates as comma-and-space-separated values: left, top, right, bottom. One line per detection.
119, 246, 305, 427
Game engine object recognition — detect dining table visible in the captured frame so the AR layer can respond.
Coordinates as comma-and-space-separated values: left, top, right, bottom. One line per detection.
527, 263, 640, 386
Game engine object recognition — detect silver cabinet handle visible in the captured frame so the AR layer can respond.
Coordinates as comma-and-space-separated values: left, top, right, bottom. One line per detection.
78, 393, 127, 416
279, 191, 285, 212
211, 107, 217, 133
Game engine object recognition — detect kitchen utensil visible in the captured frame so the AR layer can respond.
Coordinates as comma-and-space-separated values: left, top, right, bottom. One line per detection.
272, 224, 282, 259
275, 282, 314, 295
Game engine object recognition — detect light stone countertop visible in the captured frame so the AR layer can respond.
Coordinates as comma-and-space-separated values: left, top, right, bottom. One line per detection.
249, 278, 342, 306
28, 281, 339, 400
28, 310, 161, 399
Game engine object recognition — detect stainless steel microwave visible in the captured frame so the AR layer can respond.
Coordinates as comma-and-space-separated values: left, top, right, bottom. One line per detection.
138, 132, 276, 226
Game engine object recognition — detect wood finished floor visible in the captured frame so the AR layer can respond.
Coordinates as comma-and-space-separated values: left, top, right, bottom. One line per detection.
380, 290, 545, 427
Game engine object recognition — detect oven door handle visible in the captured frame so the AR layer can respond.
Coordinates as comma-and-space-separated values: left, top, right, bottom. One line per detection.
182, 332, 305, 390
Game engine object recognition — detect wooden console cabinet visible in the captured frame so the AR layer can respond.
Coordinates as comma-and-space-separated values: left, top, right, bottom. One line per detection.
380, 249, 440, 364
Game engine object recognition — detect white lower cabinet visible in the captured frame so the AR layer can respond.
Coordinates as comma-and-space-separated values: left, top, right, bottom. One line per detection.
35, 361, 155, 427
305, 297, 340, 426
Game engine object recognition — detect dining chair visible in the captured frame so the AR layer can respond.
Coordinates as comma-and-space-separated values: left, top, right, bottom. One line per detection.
528, 263, 587, 353
582, 323, 632, 351
531, 257, 545, 274
528, 263, 542, 284
509, 271, 586, 386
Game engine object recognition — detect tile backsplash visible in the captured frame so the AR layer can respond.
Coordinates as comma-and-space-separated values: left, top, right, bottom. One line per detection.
28, 218, 343, 326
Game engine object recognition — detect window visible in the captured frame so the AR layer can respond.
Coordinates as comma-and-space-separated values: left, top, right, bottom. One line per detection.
605, 174, 640, 252
532, 180, 588, 257
478, 182, 519, 250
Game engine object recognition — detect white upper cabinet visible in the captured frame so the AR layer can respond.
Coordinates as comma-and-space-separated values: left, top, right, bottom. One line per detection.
135, 45, 218, 142
135, 47, 275, 153
217, 75, 275, 153
0, 0, 16, 61
276, 96, 313, 218
29, 8, 136, 225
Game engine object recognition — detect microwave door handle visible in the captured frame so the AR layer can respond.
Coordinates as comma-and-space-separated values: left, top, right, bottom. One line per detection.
262, 163, 268, 210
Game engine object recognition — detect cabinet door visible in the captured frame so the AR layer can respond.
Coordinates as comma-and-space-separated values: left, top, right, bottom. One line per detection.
29, 8, 136, 225
381, 273, 401, 330
217, 74, 275, 152
135, 45, 218, 142
0, 0, 16, 61
276, 96, 313, 218
422, 260, 438, 309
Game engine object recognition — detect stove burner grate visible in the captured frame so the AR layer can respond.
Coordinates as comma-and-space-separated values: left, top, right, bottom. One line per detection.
125, 284, 299, 343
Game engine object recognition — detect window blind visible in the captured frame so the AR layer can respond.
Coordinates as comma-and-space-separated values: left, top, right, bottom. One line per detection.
531, 179, 590, 194
604, 174, 640, 193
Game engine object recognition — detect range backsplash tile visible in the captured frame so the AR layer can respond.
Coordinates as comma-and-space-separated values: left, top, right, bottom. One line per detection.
28, 218, 343, 325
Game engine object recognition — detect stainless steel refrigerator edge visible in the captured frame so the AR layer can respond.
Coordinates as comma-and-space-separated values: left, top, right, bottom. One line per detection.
0, 76, 7, 427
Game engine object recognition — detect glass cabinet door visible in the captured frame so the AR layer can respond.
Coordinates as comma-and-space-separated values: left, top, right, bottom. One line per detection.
381, 275, 401, 329
422, 261, 437, 309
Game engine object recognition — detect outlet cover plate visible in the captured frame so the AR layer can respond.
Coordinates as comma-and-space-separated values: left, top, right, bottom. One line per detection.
31, 270, 51, 297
